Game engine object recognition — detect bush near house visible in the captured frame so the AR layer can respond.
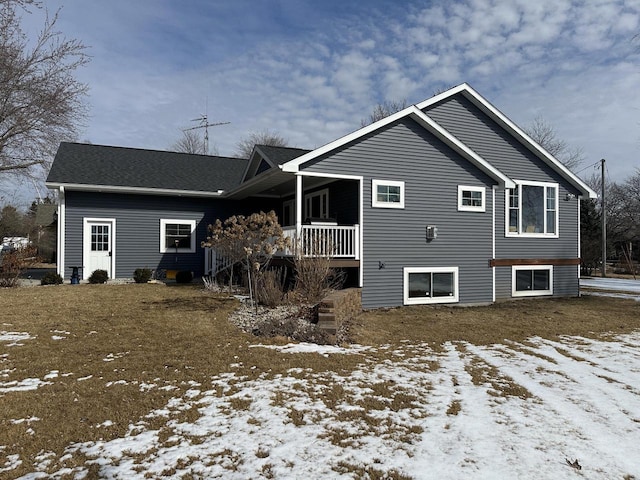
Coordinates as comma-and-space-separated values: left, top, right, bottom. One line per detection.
0, 246, 39, 287
40, 272, 63, 285
133, 268, 152, 283
175, 270, 193, 284
88, 269, 108, 284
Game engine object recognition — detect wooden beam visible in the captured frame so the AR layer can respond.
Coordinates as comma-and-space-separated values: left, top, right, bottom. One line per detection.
489, 258, 581, 267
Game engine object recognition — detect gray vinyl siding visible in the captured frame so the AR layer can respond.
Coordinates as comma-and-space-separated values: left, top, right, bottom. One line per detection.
302, 118, 497, 308
63, 191, 241, 280
426, 94, 581, 298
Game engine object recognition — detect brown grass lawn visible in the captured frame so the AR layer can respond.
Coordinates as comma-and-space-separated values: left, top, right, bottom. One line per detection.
0, 284, 638, 478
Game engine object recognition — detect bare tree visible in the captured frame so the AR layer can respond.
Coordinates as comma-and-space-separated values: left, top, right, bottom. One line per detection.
0, 1, 89, 179
170, 130, 215, 155
523, 117, 583, 171
360, 99, 408, 127
235, 130, 288, 159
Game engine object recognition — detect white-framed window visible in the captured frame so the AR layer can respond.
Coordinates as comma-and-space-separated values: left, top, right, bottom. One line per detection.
304, 189, 329, 219
512, 265, 553, 297
372, 179, 405, 209
506, 181, 558, 237
458, 185, 486, 212
403, 267, 459, 305
160, 219, 196, 253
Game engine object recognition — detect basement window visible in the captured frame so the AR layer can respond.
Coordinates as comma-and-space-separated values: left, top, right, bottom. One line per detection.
403, 267, 459, 305
512, 265, 553, 297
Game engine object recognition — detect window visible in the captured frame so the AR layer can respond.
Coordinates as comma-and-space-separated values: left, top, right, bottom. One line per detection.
160, 219, 196, 253
372, 179, 405, 209
512, 265, 553, 297
458, 185, 485, 212
304, 189, 329, 219
403, 267, 459, 305
506, 181, 558, 236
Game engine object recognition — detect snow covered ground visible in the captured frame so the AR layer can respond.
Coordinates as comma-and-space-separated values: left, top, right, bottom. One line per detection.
581, 277, 640, 300
5, 332, 640, 479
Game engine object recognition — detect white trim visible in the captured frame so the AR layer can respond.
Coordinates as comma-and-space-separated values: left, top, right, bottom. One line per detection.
45, 182, 225, 198
279, 103, 514, 189
372, 179, 405, 209
505, 180, 559, 238
416, 83, 597, 199
492, 186, 496, 302
512, 265, 553, 297
57, 186, 66, 278
358, 177, 364, 288
295, 175, 303, 241
297, 171, 363, 181
160, 219, 196, 253
457, 185, 486, 212
83, 217, 116, 279
577, 197, 581, 282
403, 267, 459, 305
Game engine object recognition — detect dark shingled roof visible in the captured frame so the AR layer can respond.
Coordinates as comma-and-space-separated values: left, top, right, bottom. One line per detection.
255, 145, 310, 166
46, 142, 249, 193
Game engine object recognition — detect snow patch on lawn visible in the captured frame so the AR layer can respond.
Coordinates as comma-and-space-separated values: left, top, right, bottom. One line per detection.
9, 333, 640, 479
0, 331, 34, 346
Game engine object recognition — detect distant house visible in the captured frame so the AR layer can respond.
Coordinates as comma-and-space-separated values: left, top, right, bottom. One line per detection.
46, 83, 596, 308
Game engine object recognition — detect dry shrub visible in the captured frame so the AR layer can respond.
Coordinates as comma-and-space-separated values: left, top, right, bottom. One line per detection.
0, 245, 38, 287
251, 305, 331, 344
256, 268, 286, 307
292, 236, 345, 304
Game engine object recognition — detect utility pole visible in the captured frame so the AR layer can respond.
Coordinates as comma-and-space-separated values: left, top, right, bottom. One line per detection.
601, 158, 606, 278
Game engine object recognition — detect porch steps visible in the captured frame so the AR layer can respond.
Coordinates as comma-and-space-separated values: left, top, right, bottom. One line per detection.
316, 288, 361, 335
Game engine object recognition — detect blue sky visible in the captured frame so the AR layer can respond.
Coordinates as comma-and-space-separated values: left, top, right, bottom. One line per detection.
5, 0, 640, 207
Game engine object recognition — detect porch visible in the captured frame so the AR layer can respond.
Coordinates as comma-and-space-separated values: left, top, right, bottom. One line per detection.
204, 223, 360, 276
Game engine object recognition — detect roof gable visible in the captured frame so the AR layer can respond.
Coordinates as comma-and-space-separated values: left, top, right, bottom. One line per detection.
46, 143, 248, 196
281, 103, 514, 188
241, 145, 311, 183
418, 84, 597, 198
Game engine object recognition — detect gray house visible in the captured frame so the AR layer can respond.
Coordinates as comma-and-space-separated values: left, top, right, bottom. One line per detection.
46, 83, 596, 308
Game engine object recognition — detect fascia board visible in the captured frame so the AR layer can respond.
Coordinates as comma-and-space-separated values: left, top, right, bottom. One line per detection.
409, 107, 515, 189
45, 182, 225, 198
222, 167, 289, 198
280, 106, 416, 173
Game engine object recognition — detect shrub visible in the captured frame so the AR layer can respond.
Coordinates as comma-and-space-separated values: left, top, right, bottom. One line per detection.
40, 272, 63, 285
175, 270, 193, 284
256, 269, 285, 307
251, 306, 331, 344
88, 269, 108, 284
133, 268, 152, 283
0, 246, 39, 288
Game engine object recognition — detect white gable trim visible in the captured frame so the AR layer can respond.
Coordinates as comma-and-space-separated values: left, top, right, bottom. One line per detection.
240, 145, 277, 183
417, 83, 597, 199
280, 104, 514, 189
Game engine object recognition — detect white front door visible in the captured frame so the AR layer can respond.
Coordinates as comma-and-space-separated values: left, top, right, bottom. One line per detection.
83, 218, 115, 279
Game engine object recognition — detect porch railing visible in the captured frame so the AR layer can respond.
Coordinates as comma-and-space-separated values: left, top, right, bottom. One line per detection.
204, 247, 234, 276
281, 224, 360, 259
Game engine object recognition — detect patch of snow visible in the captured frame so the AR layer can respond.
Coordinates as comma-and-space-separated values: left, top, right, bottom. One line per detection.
11, 333, 640, 479
97, 420, 113, 428
0, 378, 51, 394
0, 454, 21, 474
43, 371, 58, 380
0, 331, 34, 346
50, 336, 65, 341
77, 375, 93, 382
251, 342, 372, 355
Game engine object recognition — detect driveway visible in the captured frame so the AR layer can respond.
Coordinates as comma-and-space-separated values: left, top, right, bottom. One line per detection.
580, 277, 640, 300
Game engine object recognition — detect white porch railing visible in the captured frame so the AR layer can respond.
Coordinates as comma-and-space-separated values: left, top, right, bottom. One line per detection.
281, 224, 360, 259
204, 248, 234, 276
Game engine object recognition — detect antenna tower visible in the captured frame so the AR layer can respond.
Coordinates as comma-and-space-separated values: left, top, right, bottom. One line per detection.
183, 114, 230, 154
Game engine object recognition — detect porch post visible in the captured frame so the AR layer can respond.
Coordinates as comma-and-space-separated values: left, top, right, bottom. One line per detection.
296, 174, 303, 246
